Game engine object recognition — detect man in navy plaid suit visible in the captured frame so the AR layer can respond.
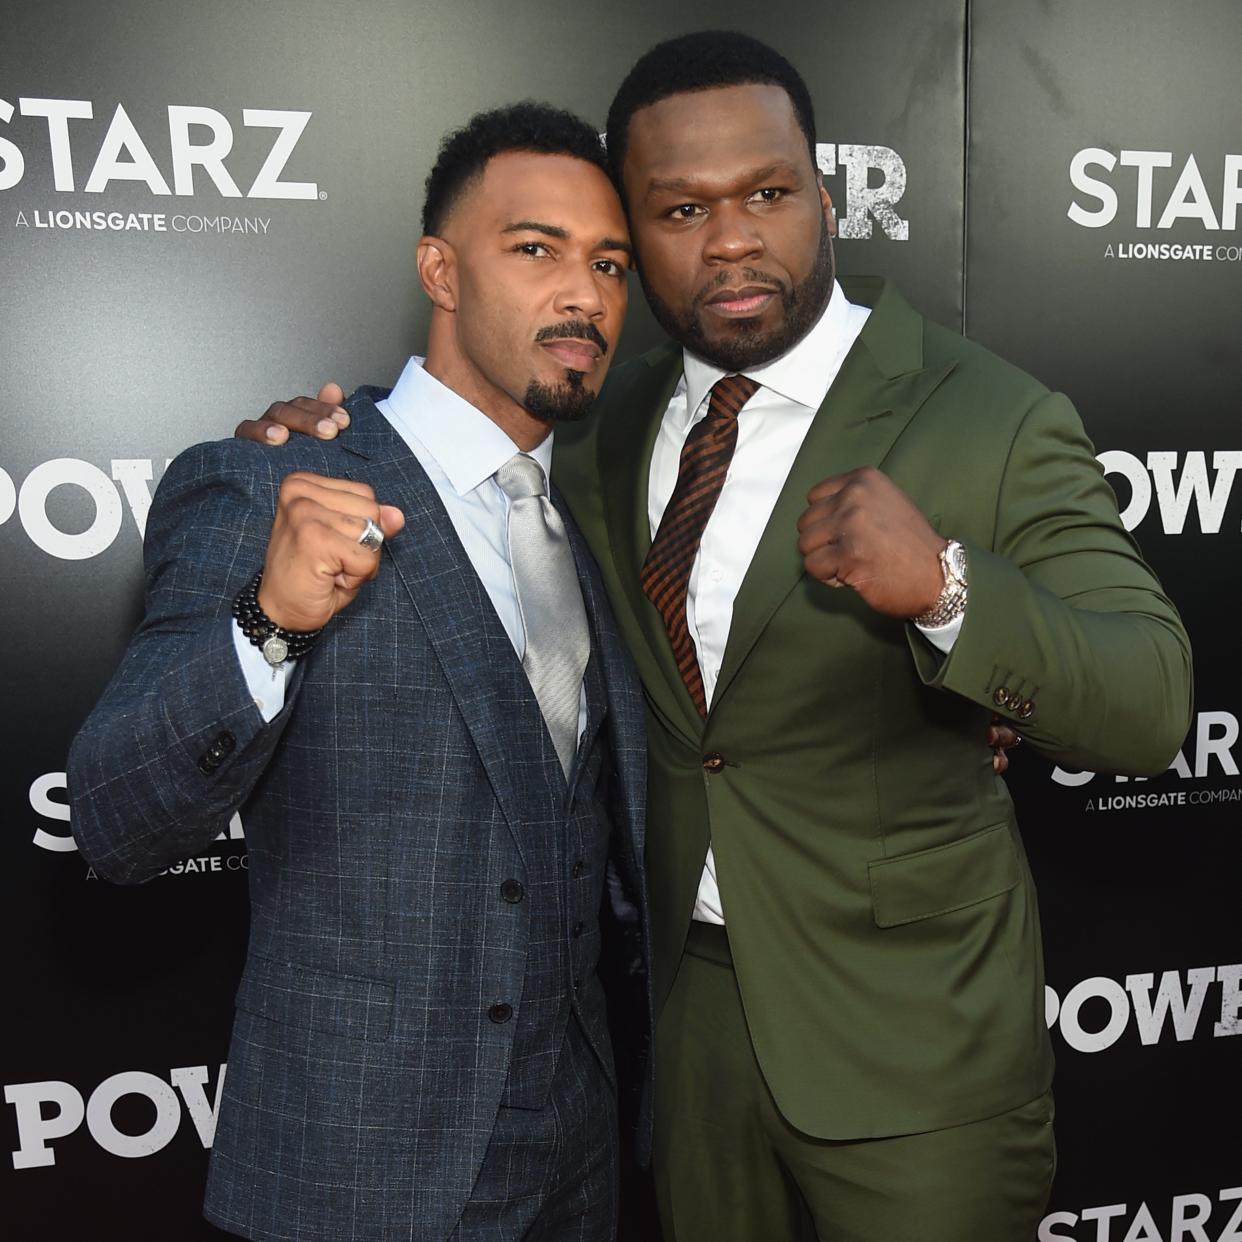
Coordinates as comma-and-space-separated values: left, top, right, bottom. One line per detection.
68, 103, 649, 1242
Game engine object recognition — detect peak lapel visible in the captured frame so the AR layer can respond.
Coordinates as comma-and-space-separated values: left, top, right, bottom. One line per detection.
596, 348, 705, 743
711, 281, 957, 715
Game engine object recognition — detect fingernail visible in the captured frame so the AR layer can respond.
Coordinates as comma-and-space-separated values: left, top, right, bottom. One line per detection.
331, 410, 350, 426
317, 419, 338, 436
264, 425, 285, 442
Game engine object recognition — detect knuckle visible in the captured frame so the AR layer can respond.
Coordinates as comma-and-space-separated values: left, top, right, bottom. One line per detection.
286, 494, 318, 522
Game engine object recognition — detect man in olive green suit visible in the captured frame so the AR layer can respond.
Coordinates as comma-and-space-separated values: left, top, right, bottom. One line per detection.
554, 33, 1191, 1242
244, 32, 1192, 1242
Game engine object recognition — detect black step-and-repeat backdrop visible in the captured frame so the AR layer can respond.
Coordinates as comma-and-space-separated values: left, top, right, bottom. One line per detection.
2, 2, 1236, 1238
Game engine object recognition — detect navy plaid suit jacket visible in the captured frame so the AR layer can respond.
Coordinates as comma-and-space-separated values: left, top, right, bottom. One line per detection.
68, 394, 650, 1242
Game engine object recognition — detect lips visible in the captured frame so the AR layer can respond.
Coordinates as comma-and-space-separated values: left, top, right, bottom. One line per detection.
704, 284, 779, 318
539, 339, 602, 371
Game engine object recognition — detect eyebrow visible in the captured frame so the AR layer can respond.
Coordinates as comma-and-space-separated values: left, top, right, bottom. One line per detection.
645, 162, 795, 196
599, 236, 635, 259
503, 219, 569, 239
502, 219, 634, 259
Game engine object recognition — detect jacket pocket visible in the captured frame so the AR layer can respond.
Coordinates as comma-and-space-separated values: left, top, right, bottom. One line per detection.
234, 952, 394, 1042
869, 821, 1019, 929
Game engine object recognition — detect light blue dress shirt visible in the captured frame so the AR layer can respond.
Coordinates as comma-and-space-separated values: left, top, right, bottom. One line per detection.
234, 357, 588, 738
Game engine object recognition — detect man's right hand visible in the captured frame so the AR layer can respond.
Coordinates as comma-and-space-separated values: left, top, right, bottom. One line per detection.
260, 471, 404, 631
236, 382, 350, 445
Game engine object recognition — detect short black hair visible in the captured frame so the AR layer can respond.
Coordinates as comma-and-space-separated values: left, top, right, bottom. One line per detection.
422, 101, 611, 236
605, 30, 817, 188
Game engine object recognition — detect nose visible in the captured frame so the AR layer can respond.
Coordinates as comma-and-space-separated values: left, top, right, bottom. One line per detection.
702, 204, 764, 266
552, 262, 606, 320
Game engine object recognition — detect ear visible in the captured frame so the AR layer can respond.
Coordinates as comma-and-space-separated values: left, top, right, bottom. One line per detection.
818, 176, 837, 239
416, 236, 457, 311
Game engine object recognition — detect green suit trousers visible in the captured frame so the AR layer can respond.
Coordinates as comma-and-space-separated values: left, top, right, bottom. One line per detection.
653, 924, 1056, 1241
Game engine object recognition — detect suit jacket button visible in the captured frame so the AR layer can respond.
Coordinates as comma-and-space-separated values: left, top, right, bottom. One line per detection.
500, 879, 524, 904
488, 1002, 513, 1024
571, 860, 585, 878
197, 754, 217, 775
215, 731, 236, 754
1018, 700, 1034, 719
993, 686, 1010, 708
572, 921, 585, 938
702, 753, 725, 774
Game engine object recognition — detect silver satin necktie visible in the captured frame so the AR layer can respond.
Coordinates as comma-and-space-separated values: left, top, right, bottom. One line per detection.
495, 453, 590, 778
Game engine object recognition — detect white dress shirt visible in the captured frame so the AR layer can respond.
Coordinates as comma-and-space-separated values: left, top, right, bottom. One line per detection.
235, 357, 587, 740
646, 282, 962, 924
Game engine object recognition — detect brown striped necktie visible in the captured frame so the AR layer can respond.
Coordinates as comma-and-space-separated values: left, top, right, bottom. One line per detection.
640, 373, 760, 716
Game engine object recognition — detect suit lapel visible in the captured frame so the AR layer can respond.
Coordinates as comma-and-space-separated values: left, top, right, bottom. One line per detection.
561, 499, 646, 862
596, 347, 705, 743
338, 397, 548, 864
561, 503, 607, 787
711, 280, 957, 714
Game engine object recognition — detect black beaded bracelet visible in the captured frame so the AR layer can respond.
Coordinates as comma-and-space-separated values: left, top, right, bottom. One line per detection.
232, 570, 323, 665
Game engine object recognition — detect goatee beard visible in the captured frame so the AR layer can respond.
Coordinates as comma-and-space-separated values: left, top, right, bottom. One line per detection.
523, 368, 596, 423
524, 317, 607, 422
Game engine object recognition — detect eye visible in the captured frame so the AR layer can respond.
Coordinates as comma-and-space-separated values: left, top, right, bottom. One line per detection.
513, 241, 552, 258
750, 187, 786, 204
667, 203, 705, 220
593, 258, 627, 277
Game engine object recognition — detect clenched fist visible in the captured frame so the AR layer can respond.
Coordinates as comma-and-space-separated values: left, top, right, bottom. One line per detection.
259, 472, 405, 631
796, 467, 946, 619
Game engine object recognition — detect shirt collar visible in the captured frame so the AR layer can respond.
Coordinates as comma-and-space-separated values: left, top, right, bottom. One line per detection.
381, 356, 554, 495
681, 279, 855, 418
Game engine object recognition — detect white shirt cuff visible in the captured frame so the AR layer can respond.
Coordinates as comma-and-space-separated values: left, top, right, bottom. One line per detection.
232, 620, 290, 723
914, 610, 964, 656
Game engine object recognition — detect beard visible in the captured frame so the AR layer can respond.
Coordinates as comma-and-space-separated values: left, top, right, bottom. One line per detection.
640, 220, 835, 372
523, 367, 595, 423
522, 318, 607, 423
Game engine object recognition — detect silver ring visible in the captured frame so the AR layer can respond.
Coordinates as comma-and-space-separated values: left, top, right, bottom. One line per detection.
357, 517, 384, 552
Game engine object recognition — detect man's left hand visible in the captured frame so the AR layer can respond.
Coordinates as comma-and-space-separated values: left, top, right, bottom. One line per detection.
235, 382, 349, 445
797, 467, 946, 618
990, 720, 1021, 774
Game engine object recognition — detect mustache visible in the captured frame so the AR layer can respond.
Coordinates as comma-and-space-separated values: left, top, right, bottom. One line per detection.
534, 319, 609, 356
693, 267, 788, 308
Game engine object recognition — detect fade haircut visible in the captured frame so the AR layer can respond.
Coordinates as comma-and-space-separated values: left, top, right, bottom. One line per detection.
421, 101, 611, 236
605, 30, 817, 190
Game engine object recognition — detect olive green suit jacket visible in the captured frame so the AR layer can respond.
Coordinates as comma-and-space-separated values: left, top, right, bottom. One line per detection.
553, 277, 1192, 1140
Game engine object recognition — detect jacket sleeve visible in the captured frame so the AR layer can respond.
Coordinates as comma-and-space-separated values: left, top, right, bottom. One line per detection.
68, 440, 303, 883
909, 390, 1193, 775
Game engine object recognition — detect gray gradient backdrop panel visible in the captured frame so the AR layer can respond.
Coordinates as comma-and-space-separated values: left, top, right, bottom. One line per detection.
967, 0, 1241, 1227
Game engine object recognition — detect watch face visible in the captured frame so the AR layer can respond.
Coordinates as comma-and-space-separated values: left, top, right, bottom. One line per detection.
948, 542, 968, 582
262, 635, 289, 666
